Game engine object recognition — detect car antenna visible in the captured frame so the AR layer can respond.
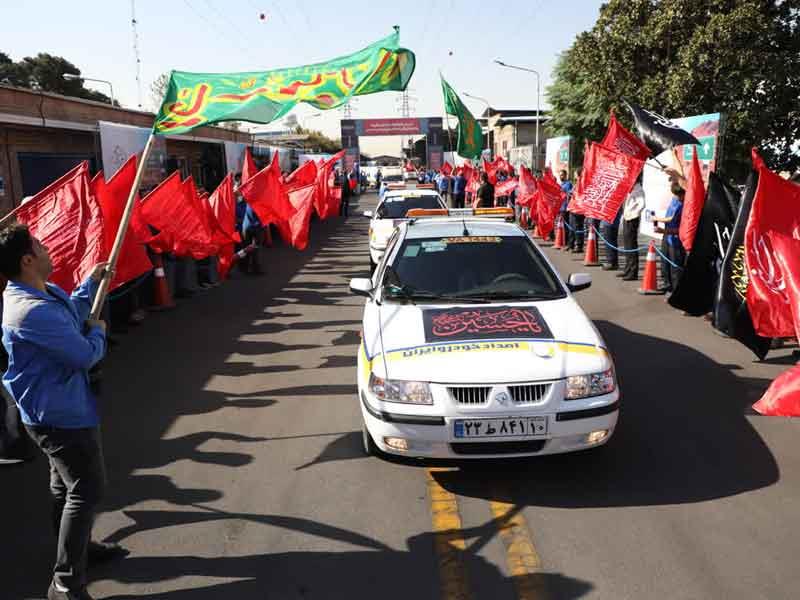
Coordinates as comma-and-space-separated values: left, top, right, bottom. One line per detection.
462, 216, 470, 236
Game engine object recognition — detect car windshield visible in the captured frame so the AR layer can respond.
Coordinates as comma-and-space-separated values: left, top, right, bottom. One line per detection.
384, 235, 565, 301
382, 174, 403, 182
377, 196, 443, 219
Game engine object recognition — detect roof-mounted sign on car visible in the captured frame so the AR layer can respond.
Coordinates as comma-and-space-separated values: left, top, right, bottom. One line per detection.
405, 207, 515, 221
415, 183, 435, 189
386, 183, 407, 189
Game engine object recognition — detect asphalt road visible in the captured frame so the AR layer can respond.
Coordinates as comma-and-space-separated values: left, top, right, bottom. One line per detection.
3, 191, 799, 600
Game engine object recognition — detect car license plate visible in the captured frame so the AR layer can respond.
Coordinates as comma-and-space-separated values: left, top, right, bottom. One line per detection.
453, 417, 547, 439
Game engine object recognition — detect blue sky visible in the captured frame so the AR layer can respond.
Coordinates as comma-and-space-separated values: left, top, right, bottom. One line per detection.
1, 0, 604, 154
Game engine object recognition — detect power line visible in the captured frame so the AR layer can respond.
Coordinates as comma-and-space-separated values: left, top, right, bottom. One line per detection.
181, 0, 252, 57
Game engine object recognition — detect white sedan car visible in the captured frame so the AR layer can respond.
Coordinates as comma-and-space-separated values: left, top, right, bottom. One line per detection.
350, 208, 619, 459
364, 188, 446, 270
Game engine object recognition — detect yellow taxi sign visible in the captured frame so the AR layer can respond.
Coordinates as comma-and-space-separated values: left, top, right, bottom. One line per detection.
406, 208, 449, 217
474, 207, 515, 217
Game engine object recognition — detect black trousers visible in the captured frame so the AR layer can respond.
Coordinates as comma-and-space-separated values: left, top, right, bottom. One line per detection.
660, 238, 686, 292
25, 426, 106, 592
570, 213, 585, 251
451, 193, 465, 209
622, 218, 640, 278
603, 220, 620, 267
340, 194, 350, 217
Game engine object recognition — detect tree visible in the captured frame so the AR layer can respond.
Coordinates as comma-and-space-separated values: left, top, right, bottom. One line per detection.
546, 0, 800, 178
0, 51, 115, 104
149, 72, 170, 110
294, 126, 341, 153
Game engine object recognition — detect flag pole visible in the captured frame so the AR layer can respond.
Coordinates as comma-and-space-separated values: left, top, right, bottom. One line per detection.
0, 204, 25, 229
89, 133, 156, 320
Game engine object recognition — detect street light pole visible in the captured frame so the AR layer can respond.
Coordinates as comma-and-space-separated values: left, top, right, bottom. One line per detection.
493, 60, 540, 170
63, 73, 115, 105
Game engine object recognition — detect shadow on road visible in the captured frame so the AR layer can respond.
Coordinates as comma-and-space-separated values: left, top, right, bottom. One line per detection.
425, 320, 779, 507
92, 506, 593, 600
0, 211, 373, 599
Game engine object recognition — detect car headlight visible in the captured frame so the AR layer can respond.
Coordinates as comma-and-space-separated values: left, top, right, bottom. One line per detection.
565, 368, 616, 400
369, 372, 432, 405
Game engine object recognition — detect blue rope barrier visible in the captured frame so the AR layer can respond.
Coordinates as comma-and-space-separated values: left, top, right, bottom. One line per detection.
591, 225, 644, 254
561, 220, 585, 234
652, 244, 685, 270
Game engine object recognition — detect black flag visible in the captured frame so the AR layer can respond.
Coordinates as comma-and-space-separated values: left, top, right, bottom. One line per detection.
624, 101, 701, 157
713, 169, 771, 359
669, 172, 740, 316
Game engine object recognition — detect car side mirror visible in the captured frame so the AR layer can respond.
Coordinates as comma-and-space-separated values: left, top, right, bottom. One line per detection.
567, 273, 592, 292
350, 278, 374, 298
363, 210, 373, 218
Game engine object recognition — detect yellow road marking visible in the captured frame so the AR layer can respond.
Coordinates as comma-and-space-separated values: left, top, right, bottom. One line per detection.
427, 468, 472, 600
489, 499, 548, 600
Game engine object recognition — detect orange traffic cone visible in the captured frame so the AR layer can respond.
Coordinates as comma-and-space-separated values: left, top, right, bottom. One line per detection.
150, 254, 175, 310
638, 240, 664, 295
583, 224, 601, 266
553, 216, 565, 249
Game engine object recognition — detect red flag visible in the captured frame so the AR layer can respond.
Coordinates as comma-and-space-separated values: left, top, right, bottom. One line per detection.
242, 147, 257, 183
745, 150, 800, 338
494, 177, 518, 199
315, 150, 345, 219
285, 160, 318, 190
678, 147, 706, 252
16, 162, 105, 293
239, 153, 293, 243
600, 111, 651, 160
90, 157, 152, 289
441, 162, 453, 176
516, 166, 538, 208
206, 174, 241, 280
139, 173, 217, 259
764, 231, 800, 341
568, 143, 644, 222
536, 173, 566, 240
286, 184, 316, 250
753, 365, 800, 417
138, 172, 181, 254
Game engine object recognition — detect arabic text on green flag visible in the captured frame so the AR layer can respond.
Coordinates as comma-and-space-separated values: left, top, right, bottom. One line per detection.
440, 76, 483, 159
153, 31, 415, 135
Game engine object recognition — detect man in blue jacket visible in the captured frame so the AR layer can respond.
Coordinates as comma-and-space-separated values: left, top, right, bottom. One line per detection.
1, 225, 123, 600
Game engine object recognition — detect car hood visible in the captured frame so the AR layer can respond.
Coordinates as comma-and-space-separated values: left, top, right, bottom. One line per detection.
364, 299, 610, 384
370, 219, 401, 248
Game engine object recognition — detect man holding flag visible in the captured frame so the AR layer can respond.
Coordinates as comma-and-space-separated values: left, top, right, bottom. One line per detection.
1, 225, 126, 600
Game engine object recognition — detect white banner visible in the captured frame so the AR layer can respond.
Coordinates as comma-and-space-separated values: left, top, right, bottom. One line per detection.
545, 136, 571, 179
224, 142, 247, 175
98, 121, 166, 188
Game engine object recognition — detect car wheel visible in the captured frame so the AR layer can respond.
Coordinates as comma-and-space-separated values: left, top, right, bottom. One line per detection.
362, 421, 378, 456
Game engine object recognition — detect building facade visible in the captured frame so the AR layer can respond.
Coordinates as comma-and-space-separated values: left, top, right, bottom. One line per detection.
0, 84, 251, 215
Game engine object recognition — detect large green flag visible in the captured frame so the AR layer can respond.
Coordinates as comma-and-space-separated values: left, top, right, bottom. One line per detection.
440, 75, 483, 159
153, 31, 415, 135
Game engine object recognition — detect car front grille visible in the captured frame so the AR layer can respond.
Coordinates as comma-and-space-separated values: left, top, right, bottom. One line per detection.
449, 386, 491, 405
450, 440, 547, 455
508, 383, 551, 405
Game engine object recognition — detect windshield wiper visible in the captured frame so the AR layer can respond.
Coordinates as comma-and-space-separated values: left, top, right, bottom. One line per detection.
384, 285, 490, 304
453, 291, 561, 301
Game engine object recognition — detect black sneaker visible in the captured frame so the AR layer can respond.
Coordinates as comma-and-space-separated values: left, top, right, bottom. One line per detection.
48, 582, 94, 600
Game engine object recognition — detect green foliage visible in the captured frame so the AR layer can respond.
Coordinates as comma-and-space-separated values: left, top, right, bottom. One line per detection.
546, 0, 800, 178
0, 51, 115, 105
294, 126, 342, 153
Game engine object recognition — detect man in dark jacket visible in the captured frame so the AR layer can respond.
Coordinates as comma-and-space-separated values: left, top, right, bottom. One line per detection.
476, 173, 495, 208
